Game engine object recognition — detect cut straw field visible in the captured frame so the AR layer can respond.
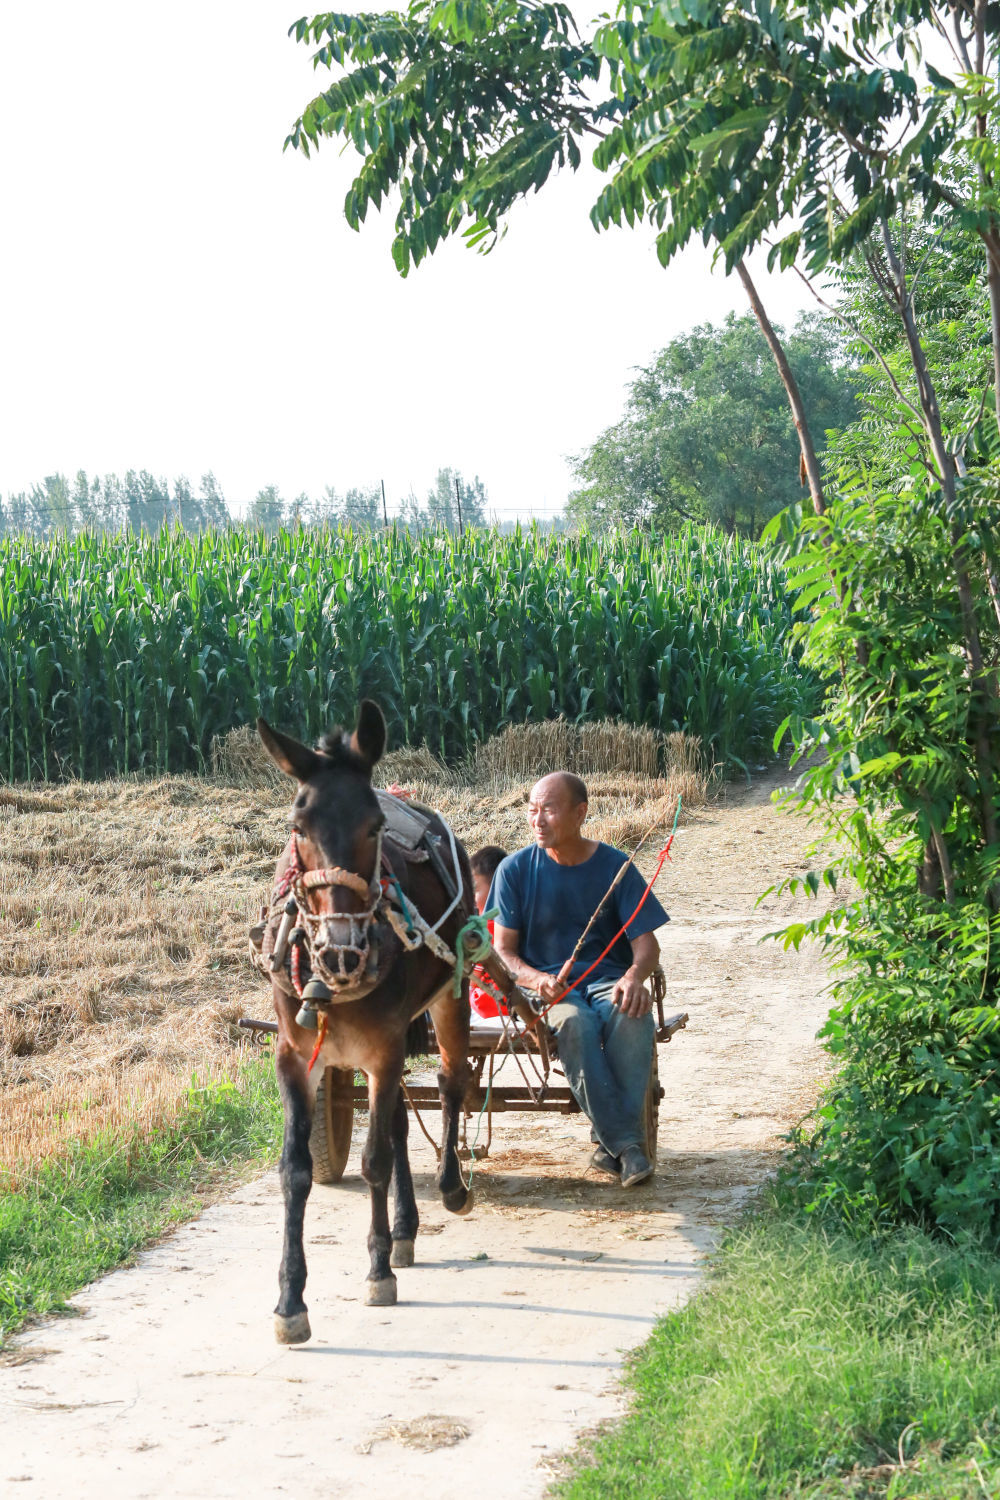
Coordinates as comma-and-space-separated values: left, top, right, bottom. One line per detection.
0, 721, 707, 1182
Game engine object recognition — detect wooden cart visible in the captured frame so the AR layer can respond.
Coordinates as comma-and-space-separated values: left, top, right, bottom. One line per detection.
240, 962, 687, 1184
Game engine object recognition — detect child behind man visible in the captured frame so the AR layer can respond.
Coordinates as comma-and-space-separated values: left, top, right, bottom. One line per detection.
469, 844, 508, 1019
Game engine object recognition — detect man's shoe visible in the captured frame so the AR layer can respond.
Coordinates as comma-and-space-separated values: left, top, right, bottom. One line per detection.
590, 1146, 620, 1175
619, 1146, 653, 1188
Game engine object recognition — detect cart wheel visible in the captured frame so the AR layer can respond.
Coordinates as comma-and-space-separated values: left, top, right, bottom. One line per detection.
641, 1047, 661, 1165
311, 1066, 354, 1184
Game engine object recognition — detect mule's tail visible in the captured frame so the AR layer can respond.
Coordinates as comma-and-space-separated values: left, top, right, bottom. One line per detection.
405, 1010, 431, 1058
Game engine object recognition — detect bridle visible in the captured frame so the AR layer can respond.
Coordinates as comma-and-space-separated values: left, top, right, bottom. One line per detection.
261, 795, 476, 1017
274, 826, 386, 995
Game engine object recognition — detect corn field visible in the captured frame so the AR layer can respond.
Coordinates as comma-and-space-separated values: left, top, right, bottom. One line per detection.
0, 524, 814, 780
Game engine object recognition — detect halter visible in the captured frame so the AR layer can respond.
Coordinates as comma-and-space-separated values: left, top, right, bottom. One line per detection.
276, 827, 386, 995
257, 796, 481, 1018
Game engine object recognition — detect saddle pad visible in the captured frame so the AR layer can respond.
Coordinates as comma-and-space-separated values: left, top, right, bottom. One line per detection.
376, 789, 431, 851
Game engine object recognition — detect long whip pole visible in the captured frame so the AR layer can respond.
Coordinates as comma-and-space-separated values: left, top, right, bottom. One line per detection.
539, 794, 682, 1020
563, 813, 666, 972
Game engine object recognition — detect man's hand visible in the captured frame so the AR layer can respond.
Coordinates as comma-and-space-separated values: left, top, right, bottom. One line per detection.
537, 960, 573, 1007
612, 970, 652, 1019
537, 974, 568, 1005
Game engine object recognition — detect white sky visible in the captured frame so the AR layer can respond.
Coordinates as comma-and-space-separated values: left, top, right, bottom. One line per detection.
0, 3, 812, 520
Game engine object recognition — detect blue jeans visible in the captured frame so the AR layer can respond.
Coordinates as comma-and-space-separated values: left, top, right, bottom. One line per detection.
546, 979, 656, 1158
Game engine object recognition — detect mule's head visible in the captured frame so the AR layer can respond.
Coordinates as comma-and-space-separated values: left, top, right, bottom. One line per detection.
258, 701, 388, 991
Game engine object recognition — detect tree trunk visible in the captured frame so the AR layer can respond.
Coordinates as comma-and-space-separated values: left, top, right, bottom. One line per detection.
735, 259, 825, 516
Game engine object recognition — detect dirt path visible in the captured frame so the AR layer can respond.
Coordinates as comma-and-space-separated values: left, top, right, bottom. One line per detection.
1, 769, 833, 1499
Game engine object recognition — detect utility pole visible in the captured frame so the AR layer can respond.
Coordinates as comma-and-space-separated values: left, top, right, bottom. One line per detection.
381, 478, 389, 528
454, 474, 464, 537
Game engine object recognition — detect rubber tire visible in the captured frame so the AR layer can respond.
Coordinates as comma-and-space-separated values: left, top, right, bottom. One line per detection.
311, 1066, 354, 1184
641, 1047, 660, 1166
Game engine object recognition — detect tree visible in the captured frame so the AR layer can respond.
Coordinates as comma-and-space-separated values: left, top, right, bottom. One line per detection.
0, 491, 37, 536
198, 472, 230, 529
29, 474, 74, 533
340, 484, 383, 528
569, 312, 857, 535
72, 469, 102, 531
458, 473, 488, 527
246, 484, 286, 533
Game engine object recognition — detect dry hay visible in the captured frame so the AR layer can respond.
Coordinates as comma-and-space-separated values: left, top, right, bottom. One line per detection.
472, 719, 577, 781
210, 722, 454, 790
209, 722, 286, 790
0, 775, 289, 1178
210, 718, 709, 794
376, 745, 453, 787
363, 1415, 471, 1454
2, 723, 710, 1177
470, 717, 706, 784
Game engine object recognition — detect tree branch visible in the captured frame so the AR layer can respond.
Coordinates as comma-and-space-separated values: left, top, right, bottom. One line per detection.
735, 258, 826, 515
782, 253, 932, 439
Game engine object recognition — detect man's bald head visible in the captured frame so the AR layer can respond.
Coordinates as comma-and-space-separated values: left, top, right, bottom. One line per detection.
527, 771, 590, 857
530, 770, 589, 808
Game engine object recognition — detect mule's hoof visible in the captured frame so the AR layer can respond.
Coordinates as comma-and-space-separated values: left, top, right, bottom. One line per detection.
364, 1276, 398, 1307
444, 1187, 475, 1217
274, 1311, 311, 1345
390, 1238, 415, 1268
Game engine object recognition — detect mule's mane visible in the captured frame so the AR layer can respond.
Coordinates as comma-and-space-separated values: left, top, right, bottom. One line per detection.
316, 727, 369, 777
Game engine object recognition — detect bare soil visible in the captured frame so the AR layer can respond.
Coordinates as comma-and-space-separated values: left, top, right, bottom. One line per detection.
0, 765, 835, 1499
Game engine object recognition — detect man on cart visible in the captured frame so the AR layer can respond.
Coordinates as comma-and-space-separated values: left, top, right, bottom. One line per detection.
489, 771, 669, 1189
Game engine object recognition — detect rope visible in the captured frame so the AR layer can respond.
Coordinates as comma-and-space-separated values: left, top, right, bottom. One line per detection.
464, 1067, 493, 1190
402, 1077, 442, 1161
565, 815, 665, 968
537, 795, 682, 1022
381, 872, 417, 938
452, 911, 495, 997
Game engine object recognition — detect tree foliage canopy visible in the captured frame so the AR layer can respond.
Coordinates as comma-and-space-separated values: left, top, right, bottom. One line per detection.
569, 311, 857, 534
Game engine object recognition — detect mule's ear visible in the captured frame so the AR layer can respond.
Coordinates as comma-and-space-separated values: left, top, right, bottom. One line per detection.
350, 699, 386, 772
257, 719, 324, 782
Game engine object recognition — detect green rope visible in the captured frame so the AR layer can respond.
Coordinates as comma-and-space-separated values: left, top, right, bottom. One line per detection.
385, 873, 417, 939
452, 908, 496, 997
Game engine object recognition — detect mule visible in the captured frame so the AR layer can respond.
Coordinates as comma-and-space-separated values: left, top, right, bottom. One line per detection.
257, 701, 474, 1344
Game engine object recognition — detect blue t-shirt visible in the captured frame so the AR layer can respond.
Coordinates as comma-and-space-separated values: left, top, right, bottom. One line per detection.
488, 842, 669, 988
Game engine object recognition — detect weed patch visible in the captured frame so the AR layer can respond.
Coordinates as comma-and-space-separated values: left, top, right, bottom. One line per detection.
0, 1057, 281, 1343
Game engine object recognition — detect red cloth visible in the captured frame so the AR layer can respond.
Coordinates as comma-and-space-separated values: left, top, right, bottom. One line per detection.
469, 919, 507, 1018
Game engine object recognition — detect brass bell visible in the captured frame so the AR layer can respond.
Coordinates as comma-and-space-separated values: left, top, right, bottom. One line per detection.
295, 1002, 319, 1030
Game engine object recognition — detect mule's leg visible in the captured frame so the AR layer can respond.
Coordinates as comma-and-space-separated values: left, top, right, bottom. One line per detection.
389, 1085, 419, 1269
274, 1042, 314, 1345
431, 997, 474, 1217
363, 1063, 404, 1305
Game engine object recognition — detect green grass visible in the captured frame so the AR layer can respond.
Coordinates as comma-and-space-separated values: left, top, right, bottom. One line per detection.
556, 1206, 1000, 1500
0, 1058, 282, 1344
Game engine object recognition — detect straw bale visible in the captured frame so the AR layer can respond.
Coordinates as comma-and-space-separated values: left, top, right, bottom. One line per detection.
210, 724, 286, 790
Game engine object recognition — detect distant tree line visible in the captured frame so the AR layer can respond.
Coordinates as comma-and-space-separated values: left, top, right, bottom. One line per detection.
0, 470, 230, 537
0, 466, 490, 538
245, 467, 490, 534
